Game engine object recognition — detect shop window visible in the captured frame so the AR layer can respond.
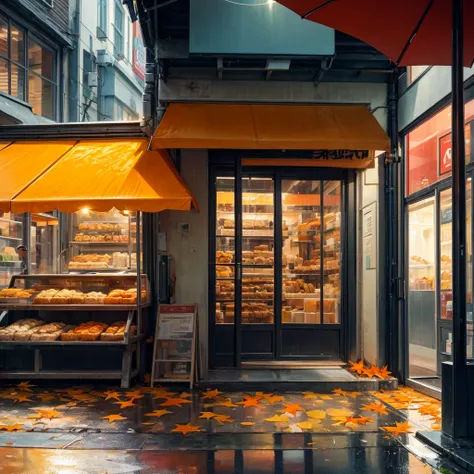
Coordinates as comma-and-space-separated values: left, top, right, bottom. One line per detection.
114, 2, 125, 57
407, 196, 436, 378
97, 0, 107, 38
0, 15, 57, 119
406, 100, 474, 196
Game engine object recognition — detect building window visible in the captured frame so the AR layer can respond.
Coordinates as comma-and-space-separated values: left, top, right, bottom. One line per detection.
97, 0, 107, 38
114, 1, 124, 57
27, 39, 56, 119
0, 15, 57, 119
116, 101, 138, 121
409, 65, 430, 84
406, 99, 474, 196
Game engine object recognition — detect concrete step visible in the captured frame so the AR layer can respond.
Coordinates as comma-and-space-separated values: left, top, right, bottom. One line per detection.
198, 368, 398, 392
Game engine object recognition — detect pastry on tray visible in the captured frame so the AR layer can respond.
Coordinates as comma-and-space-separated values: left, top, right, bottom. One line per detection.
0, 288, 33, 299
30, 322, 68, 341
60, 321, 108, 341
83, 292, 106, 304
100, 321, 136, 341
34, 289, 59, 304
14, 322, 48, 341
0, 319, 44, 341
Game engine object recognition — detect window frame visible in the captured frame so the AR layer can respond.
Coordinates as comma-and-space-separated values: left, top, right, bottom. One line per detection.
113, 0, 125, 57
0, 14, 59, 119
97, 0, 107, 39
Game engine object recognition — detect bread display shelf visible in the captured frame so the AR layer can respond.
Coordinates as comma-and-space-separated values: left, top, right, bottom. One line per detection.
0, 335, 144, 347
0, 303, 151, 311
70, 241, 130, 247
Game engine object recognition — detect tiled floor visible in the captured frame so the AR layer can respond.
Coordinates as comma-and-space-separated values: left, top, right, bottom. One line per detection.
0, 382, 462, 473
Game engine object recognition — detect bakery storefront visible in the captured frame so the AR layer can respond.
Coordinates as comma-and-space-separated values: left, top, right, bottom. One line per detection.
153, 103, 390, 367
403, 94, 474, 398
0, 137, 196, 387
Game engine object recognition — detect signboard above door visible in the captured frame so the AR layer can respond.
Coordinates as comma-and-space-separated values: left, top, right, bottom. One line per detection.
190, 0, 335, 56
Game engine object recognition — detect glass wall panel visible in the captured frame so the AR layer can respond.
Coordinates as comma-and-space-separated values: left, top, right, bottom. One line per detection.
0, 212, 25, 288
241, 177, 274, 324
408, 197, 436, 377
215, 177, 235, 325
282, 180, 322, 324
323, 181, 341, 324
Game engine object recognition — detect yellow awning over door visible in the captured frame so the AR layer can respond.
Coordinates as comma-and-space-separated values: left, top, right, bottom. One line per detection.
152, 103, 390, 154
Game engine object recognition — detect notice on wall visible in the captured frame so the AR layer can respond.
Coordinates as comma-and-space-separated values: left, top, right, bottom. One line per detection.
363, 203, 377, 270
158, 305, 195, 340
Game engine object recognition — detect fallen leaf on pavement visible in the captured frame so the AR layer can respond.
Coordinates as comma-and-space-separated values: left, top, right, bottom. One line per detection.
102, 414, 126, 423
265, 414, 289, 423
201, 389, 222, 399
145, 409, 173, 418
241, 421, 255, 426
172, 423, 201, 435
306, 409, 327, 420
278, 403, 304, 416
113, 399, 137, 409
361, 403, 389, 415
380, 421, 413, 437
199, 411, 216, 420
348, 360, 365, 375
296, 421, 313, 430
160, 398, 192, 408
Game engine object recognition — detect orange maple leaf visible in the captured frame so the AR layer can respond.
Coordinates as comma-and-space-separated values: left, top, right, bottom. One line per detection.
216, 398, 238, 408
160, 398, 192, 408
361, 403, 389, 415
375, 365, 392, 380
278, 403, 305, 416
144, 409, 172, 418
102, 414, 127, 423
333, 416, 373, 426
199, 411, 216, 420
214, 414, 234, 423
172, 423, 201, 435
361, 365, 380, 378
113, 399, 137, 409
332, 388, 348, 397
237, 397, 260, 408
380, 421, 413, 437
417, 405, 440, 417
201, 389, 222, 399
348, 360, 365, 375
266, 395, 285, 404
104, 391, 122, 401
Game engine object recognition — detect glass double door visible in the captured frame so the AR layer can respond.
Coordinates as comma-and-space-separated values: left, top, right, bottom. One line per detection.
213, 173, 343, 365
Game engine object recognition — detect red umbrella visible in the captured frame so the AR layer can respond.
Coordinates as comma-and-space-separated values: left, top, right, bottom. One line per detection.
276, 0, 474, 66
275, 0, 470, 439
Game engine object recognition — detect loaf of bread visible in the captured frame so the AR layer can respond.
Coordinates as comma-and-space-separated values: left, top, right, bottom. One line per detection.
0, 319, 44, 340
60, 321, 108, 341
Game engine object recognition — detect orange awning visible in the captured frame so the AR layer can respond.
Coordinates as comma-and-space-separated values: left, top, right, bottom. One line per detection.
152, 103, 390, 152
0, 141, 77, 212
9, 139, 198, 214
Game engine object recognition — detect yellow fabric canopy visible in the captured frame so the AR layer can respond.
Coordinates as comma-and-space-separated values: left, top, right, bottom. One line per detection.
0, 141, 76, 212
152, 103, 390, 153
10, 139, 198, 214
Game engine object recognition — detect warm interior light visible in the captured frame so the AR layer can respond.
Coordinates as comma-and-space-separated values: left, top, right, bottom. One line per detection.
81, 207, 89, 215
123, 210, 130, 215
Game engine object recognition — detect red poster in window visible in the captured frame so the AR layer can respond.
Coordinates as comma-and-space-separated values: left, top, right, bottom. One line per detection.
439, 132, 452, 176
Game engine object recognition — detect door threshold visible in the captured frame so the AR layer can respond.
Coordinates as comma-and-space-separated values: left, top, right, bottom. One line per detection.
241, 360, 345, 369
407, 378, 441, 400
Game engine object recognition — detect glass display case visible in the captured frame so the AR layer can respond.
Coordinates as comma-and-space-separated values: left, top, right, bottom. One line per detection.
0, 212, 24, 288
64, 209, 138, 273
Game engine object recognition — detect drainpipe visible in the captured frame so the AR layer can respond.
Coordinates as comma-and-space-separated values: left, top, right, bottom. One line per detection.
385, 73, 400, 377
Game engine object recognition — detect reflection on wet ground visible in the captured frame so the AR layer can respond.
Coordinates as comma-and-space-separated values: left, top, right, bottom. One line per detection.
0, 383, 461, 473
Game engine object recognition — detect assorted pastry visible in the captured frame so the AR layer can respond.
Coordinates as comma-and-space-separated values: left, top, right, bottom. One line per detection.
32, 288, 145, 305
0, 319, 136, 342
216, 302, 274, 324
67, 252, 137, 270
78, 223, 126, 232
0, 288, 33, 299
74, 233, 130, 243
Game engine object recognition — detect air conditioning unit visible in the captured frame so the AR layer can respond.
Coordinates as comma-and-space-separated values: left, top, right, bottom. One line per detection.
96, 50, 115, 67
87, 72, 99, 88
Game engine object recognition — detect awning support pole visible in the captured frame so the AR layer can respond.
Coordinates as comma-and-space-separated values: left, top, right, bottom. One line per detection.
447, 0, 468, 439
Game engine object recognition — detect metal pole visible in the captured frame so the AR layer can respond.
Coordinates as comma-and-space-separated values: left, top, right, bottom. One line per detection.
450, 0, 467, 439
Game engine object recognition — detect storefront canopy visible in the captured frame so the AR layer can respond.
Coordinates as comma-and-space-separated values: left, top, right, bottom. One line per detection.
152, 103, 390, 153
0, 141, 77, 212
1, 139, 197, 214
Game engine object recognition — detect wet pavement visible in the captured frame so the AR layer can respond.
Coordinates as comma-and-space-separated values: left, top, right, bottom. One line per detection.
0, 382, 465, 473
